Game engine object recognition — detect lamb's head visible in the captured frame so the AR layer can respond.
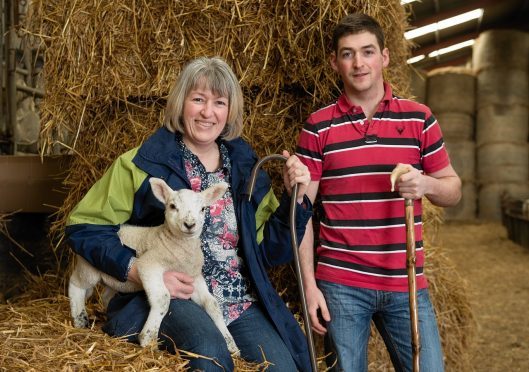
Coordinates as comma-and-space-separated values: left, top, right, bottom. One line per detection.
149, 178, 229, 237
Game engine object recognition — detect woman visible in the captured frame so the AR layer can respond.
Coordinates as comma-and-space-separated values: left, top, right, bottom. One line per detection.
66, 56, 312, 371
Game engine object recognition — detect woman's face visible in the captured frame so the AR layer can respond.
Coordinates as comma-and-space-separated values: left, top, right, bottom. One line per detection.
182, 85, 229, 151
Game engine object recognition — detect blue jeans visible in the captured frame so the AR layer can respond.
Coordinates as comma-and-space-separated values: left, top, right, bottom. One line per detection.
318, 280, 444, 372
103, 293, 296, 371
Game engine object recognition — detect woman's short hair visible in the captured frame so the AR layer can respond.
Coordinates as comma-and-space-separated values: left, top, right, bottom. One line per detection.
164, 57, 244, 141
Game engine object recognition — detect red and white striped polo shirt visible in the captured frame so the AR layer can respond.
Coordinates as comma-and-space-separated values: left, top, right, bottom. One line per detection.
296, 83, 450, 292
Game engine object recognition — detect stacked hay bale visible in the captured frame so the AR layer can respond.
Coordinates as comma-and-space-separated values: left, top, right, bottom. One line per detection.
28, 0, 412, 193
473, 30, 529, 220
427, 67, 477, 220
409, 67, 427, 103
3, 0, 475, 370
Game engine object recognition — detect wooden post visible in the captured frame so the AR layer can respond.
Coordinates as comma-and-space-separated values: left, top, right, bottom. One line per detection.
405, 198, 420, 372
391, 164, 421, 372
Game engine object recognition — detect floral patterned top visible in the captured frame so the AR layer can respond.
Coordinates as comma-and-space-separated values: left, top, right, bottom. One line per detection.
179, 137, 256, 324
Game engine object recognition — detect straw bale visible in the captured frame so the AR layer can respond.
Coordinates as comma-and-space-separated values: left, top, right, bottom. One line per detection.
44, 99, 164, 234
426, 67, 476, 116
27, 0, 411, 98
242, 88, 314, 193
26, 0, 411, 155
435, 112, 474, 141
477, 142, 529, 183
478, 181, 529, 221
476, 68, 529, 109
444, 181, 477, 221
444, 140, 475, 182
476, 104, 529, 146
408, 66, 427, 103
426, 66, 474, 77
472, 29, 529, 72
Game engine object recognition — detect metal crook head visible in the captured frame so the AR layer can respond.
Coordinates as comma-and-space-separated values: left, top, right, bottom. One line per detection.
246, 154, 288, 202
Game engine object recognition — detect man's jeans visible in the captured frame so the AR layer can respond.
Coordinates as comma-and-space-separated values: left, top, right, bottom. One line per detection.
319, 280, 444, 372
103, 293, 296, 371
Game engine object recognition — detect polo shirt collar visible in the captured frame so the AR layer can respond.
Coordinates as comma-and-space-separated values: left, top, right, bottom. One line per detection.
336, 82, 393, 113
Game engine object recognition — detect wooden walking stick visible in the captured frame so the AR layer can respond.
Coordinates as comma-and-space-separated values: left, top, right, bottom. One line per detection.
390, 164, 421, 372
247, 154, 318, 372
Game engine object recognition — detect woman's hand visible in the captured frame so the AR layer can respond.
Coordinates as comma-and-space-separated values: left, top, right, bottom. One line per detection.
282, 150, 310, 203
128, 263, 195, 299
163, 271, 195, 299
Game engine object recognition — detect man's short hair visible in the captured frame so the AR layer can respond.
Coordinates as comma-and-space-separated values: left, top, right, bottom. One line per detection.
332, 13, 385, 53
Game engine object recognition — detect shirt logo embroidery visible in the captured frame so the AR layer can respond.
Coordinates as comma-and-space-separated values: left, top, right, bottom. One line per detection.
396, 126, 404, 135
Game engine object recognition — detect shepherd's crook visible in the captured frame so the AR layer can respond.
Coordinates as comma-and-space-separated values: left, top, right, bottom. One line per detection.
390, 164, 421, 372
247, 154, 318, 372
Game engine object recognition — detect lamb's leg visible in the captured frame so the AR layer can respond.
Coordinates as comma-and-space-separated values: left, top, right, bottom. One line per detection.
136, 262, 170, 347
191, 275, 239, 355
69, 256, 101, 328
101, 286, 117, 309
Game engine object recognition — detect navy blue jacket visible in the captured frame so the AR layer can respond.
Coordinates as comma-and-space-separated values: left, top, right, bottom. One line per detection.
66, 127, 312, 370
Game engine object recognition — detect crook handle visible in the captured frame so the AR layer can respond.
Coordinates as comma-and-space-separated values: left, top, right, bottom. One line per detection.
247, 154, 318, 372
246, 154, 289, 201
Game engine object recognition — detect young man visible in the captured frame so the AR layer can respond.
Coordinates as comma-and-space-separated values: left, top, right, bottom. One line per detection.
296, 13, 461, 372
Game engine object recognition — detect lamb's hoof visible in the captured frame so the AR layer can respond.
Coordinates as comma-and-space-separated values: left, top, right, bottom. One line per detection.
72, 311, 89, 328
138, 329, 157, 347
226, 337, 240, 356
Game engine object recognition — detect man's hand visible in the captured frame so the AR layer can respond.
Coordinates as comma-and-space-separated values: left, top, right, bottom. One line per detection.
306, 284, 331, 335
392, 163, 425, 200
392, 163, 462, 207
282, 150, 310, 203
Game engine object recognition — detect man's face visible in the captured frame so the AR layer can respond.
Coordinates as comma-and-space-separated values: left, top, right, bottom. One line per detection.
330, 31, 389, 97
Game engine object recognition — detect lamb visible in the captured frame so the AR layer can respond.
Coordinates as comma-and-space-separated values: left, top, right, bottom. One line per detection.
68, 177, 239, 354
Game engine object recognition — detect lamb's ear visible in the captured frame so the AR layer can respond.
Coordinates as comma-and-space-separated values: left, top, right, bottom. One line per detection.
202, 182, 229, 206
149, 178, 173, 204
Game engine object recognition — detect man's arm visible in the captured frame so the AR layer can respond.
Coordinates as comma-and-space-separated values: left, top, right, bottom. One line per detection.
394, 163, 462, 207
298, 180, 331, 335
424, 164, 462, 207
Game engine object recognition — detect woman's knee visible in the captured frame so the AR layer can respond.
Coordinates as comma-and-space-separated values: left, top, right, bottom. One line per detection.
239, 343, 295, 371
158, 300, 234, 370
230, 312, 296, 370
264, 349, 297, 371
159, 322, 233, 371
180, 343, 234, 372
